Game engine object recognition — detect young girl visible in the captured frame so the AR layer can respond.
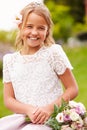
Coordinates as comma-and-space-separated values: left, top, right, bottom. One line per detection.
0, 2, 78, 130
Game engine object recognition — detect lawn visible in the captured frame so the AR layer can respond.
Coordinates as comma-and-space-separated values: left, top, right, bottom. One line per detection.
64, 45, 87, 108
0, 79, 12, 117
0, 45, 87, 117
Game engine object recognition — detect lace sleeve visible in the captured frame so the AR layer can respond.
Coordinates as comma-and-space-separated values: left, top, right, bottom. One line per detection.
52, 44, 73, 75
3, 54, 11, 83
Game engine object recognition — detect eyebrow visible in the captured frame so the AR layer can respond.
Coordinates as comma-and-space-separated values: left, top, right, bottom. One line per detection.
26, 23, 47, 28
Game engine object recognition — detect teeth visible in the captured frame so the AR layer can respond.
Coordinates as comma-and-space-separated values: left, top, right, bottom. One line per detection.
30, 37, 38, 40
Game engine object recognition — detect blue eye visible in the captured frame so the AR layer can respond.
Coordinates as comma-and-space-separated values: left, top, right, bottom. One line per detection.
27, 25, 32, 28
25, 24, 33, 28
38, 27, 45, 30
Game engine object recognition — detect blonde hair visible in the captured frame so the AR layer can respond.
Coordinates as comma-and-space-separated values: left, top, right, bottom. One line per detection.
15, 2, 55, 49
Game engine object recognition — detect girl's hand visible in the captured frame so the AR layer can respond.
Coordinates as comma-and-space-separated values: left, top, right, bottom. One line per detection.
32, 105, 52, 124
25, 105, 38, 123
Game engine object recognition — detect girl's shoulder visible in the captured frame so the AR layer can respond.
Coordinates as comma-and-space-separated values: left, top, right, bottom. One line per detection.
49, 44, 64, 55
50, 44, 62, 50
3, 52, 19, 62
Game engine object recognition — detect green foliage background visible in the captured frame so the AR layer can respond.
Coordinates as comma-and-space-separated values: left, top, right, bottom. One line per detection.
44, 0, 87, 42
65, 46, 87, 106
0, 0, 87, 44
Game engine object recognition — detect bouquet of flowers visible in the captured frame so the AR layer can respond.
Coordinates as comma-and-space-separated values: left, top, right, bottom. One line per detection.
45, 100, 87, 130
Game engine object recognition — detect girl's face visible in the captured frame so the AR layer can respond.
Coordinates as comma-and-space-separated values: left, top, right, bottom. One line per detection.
21, 12, 48, 49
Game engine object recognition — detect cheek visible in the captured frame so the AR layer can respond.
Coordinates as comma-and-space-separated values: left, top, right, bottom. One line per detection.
44, 31, 48, 41
41, 31, 48, 39
20, 29, 28, 39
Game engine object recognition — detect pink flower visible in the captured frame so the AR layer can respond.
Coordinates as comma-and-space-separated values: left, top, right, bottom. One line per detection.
77, 103, 86, 114
45, 100, 87, 130
64, 114, 71, 121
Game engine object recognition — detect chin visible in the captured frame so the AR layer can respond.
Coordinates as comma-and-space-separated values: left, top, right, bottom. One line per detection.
28, 44, 40, 48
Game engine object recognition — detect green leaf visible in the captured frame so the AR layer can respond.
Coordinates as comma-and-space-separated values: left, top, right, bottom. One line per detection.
51, 99, 68, 118
59, 99, 69, 112
45, 99, 69, 130
51, 105, 59, 118
25, 116, 31, 122
45, 118, 61, 130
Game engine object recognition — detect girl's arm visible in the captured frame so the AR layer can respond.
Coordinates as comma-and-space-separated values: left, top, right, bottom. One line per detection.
58, 68, 79, 102
48, 68, 78, 110
32, 68, 79, 124
3, 82, 37, 122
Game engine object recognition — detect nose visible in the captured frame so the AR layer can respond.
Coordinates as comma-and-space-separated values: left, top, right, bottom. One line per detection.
31, 28, 38, 35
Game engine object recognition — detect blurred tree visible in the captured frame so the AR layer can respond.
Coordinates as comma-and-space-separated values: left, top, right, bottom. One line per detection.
84, 0, 87, 24
44, 0, 85, 23
44, 1, 74, 41
0, 30, 17, 45
64, 0, 85, 23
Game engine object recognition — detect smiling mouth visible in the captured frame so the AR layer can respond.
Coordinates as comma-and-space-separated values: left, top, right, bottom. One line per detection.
29, 37, 40, 40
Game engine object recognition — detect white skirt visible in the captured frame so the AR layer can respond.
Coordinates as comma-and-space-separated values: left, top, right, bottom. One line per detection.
0, 114, 52, 130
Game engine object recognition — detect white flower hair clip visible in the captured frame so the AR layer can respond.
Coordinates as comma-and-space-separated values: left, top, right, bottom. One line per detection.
14, 13, 22, 25
31, 0, 43, 4
34, 1, 42, 6
30, 1, 44, 7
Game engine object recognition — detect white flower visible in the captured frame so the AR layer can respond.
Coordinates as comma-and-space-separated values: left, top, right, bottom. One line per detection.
14, 13, 22, 25
69, 101, 77, 108
70, 111, 80, 121
77, 117, 83, 127
83, 117, 87, 126
45, 100, 87, 130
71, 122, 78, 129
56, 113, 64, 123
62, 125, 73, 130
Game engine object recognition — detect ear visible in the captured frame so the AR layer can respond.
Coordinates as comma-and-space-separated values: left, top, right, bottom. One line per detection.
46, 30, 49, 37
18, 23, 22, 29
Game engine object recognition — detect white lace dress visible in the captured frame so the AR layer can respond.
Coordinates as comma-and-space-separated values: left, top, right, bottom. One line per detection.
0, 44, 73, 130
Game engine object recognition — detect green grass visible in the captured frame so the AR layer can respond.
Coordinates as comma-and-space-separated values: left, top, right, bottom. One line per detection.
0, 45, 87, 117
64, 45, 87, 108
0, 79, 12, 117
